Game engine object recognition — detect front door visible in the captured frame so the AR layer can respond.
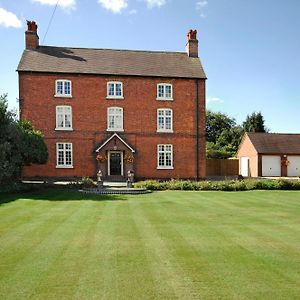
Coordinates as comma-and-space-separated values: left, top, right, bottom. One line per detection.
109, 151, 122, 176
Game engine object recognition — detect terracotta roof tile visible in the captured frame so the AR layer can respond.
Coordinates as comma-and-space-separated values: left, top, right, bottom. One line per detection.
17, 46, 206, 79
247, 133, 300, 154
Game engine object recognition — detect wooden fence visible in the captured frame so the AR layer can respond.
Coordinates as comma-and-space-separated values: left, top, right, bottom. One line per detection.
206, 159, 239, 177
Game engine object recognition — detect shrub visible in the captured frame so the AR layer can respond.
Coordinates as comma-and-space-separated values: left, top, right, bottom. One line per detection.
134, 179, 300, 192
80, 177, 96, 189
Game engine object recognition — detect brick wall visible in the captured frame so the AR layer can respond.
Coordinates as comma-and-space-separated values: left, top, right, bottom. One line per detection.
20, 72, 206, 180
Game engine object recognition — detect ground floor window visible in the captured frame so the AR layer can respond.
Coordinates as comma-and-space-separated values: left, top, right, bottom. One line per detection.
56, 143, 73, 168
157, 144, 173, 169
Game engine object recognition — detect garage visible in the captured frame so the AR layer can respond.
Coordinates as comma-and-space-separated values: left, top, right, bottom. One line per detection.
287, 156, 300, 177
262, 155, 281, 177
240, 157, 249, 177
238, 133, 300, 178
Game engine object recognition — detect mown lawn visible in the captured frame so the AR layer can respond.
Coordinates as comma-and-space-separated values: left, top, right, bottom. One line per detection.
0, 189, 299, 299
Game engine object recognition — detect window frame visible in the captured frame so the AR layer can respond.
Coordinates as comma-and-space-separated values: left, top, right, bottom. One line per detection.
56, 142, 73, 168
156, 83, 173, 101
106, 81, 124, 99
55, 79, 72, 97
107, 107, 124, 132
55, 105, 73, 131
157, 108, 173, 133
157, 144, 174, 169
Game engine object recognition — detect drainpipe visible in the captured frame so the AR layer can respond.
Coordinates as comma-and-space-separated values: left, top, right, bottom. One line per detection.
196, 79, 199, 181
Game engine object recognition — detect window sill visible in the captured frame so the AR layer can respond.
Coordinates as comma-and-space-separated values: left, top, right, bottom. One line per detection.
55, 128, 73, 131
157, 167, 174, 170
106, 129, 124, 132
157, 130, 174, 133
54, 94, 72, 98
106, 96, 124, 100
156, 97, 173, 101
56, 165, 74, 169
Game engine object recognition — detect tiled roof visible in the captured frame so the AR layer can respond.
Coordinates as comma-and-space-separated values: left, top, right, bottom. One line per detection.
17, 46, 206, 79
247, 133, 300, 154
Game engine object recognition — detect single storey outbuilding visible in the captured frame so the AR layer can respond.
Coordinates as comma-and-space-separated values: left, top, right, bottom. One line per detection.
237, 133, 300, 177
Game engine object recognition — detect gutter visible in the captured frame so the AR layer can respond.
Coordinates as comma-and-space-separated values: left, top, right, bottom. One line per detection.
196, 79, 199, 181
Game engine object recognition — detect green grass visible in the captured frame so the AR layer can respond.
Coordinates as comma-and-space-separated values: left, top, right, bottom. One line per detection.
0, 189, 300, 299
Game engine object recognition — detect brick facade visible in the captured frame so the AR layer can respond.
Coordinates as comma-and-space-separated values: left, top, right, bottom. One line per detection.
19, 22, 206, 181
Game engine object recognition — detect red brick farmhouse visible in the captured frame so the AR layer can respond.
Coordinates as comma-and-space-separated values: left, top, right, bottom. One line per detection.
237, 133, 300, 177
18, 21, 206, 181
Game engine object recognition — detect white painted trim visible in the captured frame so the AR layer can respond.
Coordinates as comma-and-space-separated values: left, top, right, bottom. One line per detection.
55, 79, 72, 97
157, 144, 173, 169
95, 132, 135, 153
108, 151, 124, 176
55, 128, 73, 131
55, 105, 72, 130
157, 108, 173, 133
156, 83, 173, 101
107, 81, 123, 98
107, 106, 124, 131
56, 142, 73, 168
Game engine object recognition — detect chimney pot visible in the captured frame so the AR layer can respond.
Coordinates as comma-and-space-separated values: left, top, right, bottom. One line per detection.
25, 20, 39, 49
186, 29, 198, 57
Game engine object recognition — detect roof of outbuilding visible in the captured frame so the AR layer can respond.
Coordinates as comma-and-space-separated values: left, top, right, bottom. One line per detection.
17, 46, 206, 79
246, 132, 300, 154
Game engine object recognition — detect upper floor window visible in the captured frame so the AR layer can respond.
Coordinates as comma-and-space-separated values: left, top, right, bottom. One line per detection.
157, 83, 173, 100
56, 142, 73, 168
107, 107, 123, 131
107, 82, 123, 99
157, 108, 173, 132
157, 144, 173, 169
55, 80, 72, 97
56, 106, 72, 130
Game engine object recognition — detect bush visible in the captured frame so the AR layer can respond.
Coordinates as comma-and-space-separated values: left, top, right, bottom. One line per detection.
134, 179, 300, 192
80, 177, 97, 189
0, 182, 40, 194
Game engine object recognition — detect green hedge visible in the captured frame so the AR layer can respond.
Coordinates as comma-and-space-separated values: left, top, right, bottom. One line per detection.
134, 179, 300, 191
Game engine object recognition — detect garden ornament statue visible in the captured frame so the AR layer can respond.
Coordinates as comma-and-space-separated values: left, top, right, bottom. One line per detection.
97, 169, 103, 188
127, 170, 134, 188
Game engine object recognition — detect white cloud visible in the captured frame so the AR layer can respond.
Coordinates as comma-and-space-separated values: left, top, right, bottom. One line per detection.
97, 0, 128, 13
196, 0, 208, 9
145, 0, 166, 8
32, 0, 76, 10
207, 97, 224, 104
0, 8, 22, 28
128, 9, 137, 15
196, 0, 208, 17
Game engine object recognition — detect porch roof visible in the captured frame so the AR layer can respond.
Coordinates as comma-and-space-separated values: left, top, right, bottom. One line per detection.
95, 133, 135, 153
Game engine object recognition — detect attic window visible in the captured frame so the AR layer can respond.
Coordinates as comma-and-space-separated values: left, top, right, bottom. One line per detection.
55, 80, 72, 97
107, 82, 123, 99
157, 83, 173, 100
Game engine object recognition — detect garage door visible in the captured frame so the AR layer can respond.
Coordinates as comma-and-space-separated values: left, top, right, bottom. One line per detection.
240, 157, 249, 177
287, 156, 300, 177
262, 155, 281, 177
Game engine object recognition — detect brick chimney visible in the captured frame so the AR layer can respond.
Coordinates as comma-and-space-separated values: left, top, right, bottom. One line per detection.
186, 29, 198, 57
25, 20, 39, 49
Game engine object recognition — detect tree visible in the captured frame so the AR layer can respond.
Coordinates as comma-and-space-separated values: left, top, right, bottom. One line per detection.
206, 110, 236, 144
206, 110, 242, 158
243, 111, 268, 133
0, 94, 48, 184
206, 110, 269, 159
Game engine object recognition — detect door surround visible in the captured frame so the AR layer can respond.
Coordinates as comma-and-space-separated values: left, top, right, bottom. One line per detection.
108, 151, 123, 176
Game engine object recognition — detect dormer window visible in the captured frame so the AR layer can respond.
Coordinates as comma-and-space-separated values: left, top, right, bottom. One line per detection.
157, 83, 173, 100
107, 82, 123, 99
55, 80, 72, 97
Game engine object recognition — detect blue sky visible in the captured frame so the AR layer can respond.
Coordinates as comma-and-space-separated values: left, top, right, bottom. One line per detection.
0, 0, 299, 133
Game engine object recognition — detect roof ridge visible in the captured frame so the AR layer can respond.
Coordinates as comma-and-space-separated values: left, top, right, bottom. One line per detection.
38, 45, 186, 55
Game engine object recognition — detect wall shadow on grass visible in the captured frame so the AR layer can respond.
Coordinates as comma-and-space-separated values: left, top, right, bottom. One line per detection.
0, 187, 129, 205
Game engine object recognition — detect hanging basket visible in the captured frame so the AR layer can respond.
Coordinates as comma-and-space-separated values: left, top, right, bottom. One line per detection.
96, 154, 107, 163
